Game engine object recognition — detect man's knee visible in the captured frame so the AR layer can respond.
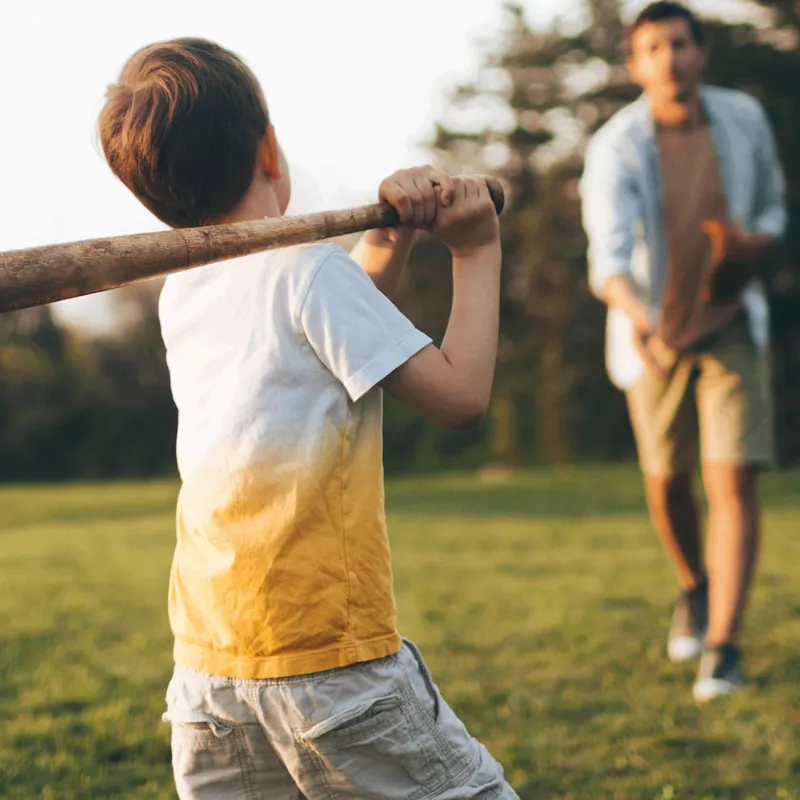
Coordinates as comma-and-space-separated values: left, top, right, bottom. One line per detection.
702, 463, 758, 507
644, 471, 694, 516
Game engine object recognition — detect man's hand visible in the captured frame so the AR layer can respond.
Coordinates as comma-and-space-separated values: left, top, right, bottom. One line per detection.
603, 275, 670, 375
700, 220, 772, 302
630, 304, 672, 376
378, 165, 455, 240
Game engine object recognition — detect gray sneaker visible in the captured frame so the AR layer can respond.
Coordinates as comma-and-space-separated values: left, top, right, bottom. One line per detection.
667, 581, 708, 662
693, 644, 745, 701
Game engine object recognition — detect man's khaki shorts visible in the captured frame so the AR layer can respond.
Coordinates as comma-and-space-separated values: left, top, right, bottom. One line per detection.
626, 318, 775, 477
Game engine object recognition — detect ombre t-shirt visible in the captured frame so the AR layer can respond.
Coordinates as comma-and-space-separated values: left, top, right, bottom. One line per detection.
158, 244, 432, 679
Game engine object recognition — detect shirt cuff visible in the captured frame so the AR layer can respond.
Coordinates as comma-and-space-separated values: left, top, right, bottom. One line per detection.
589, 260, 632, 300
752, 208, 787, 240
342, 329, 432, 402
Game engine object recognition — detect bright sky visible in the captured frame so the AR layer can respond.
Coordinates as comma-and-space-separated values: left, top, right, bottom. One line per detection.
1, 0, 576, 329
3, 0, 751, 329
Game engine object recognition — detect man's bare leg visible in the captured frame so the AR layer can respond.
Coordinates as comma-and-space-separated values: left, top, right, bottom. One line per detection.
701, 463, 760, 646
691, 463, 758, 699
644, 471, 706, 590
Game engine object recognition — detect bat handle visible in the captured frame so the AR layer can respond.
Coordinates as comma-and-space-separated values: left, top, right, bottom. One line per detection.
484, 176, 506, 216
376, 175, 505, 228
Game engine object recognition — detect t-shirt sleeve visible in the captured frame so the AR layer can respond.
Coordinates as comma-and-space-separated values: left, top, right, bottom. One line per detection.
299, 247, 433, 402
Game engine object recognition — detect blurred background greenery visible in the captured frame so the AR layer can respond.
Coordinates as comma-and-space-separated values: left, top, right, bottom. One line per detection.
1, 0, 798, 482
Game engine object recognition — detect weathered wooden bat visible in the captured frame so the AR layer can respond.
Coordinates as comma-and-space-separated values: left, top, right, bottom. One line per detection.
0, 178, 504, 314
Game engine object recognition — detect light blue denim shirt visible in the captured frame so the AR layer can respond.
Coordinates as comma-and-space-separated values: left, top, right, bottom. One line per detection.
579, 85, 787, 389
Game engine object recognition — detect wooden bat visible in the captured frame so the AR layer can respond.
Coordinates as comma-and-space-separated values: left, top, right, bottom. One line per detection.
0, 177, 504, 314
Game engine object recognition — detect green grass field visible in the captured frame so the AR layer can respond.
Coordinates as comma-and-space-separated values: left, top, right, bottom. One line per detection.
1, 466, 799, 799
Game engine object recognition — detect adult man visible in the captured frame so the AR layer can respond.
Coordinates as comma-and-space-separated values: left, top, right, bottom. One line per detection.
580, 1, 786, 701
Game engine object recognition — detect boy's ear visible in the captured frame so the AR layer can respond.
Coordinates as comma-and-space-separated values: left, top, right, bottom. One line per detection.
259, 124, 282, 180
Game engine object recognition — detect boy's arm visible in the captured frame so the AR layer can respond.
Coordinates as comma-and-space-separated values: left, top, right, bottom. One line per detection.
350, 166, 455, 297
380, 177, 502, 429
349, 228, 417, 298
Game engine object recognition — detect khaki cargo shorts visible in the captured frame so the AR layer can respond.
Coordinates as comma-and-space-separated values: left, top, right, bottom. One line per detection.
163, 638, 519, 800
626, 318, 774, 477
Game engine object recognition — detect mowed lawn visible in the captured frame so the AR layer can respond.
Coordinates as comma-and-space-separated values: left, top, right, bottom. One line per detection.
1, 466, 798, 799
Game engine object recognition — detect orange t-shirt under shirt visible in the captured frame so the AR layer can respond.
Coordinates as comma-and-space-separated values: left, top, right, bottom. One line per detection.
657, 123, 742, 351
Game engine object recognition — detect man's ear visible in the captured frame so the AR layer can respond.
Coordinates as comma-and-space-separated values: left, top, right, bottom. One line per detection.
258, 124, 282, 180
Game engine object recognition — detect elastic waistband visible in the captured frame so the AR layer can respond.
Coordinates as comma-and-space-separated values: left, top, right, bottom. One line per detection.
173, 644, 407, 687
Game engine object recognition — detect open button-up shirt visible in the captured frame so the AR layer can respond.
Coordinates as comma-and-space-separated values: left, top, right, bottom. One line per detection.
580, 85, 787, 389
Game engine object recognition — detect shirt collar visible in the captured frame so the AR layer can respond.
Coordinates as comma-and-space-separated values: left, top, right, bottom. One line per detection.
640, 85, 718, 137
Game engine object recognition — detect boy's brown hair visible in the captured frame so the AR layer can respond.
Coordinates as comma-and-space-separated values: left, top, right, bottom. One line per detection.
99, 38, 269, 228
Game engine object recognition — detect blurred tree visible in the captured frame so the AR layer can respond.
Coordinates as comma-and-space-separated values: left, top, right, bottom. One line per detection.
750, 0, 800, 28
422, 1, 639, 465
2, 0, 799, 481
0, 307, 83, 480
0, 283, 177, 481
700, 2, 800, 464
406, 0, 800, 468
80, 281, 177, 477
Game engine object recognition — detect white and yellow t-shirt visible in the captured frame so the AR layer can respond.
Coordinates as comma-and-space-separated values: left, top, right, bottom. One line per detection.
158, 244, 431, 679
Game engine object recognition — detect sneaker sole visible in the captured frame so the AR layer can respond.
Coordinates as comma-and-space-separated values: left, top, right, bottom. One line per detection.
668, 635, 703, 662
693, 677, 743, 702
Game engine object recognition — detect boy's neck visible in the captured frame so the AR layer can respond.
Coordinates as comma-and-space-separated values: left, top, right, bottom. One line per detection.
219, 181, 285, 225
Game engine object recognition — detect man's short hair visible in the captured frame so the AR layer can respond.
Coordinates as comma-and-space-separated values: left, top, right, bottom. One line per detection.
99, 38, 269, 228
627, 1, 706, 49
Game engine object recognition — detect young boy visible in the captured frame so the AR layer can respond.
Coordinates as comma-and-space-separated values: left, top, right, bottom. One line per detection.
99, 38, 518, 799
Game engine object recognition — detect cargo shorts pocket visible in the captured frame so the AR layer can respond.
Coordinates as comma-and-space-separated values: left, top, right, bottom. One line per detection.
163, 707, 240, 750
162, 675, 253, 797
297, 688, 451, 800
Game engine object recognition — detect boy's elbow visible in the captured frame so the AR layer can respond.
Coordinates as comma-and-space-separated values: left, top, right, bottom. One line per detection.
438, 393, 490, 430
449, 410, 486, 430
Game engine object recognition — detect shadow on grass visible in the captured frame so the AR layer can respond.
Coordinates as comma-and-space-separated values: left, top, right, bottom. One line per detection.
387, 476, 647, 519
661, 736, 738, 757
1, 467, 797, 528
0, 624, 172, 798
386, 466, 800, 519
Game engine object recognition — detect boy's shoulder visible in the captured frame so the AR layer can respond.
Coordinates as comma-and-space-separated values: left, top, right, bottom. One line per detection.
160, 243, 354, 310
158, 242, 379, 348
280, 242, 357, 284
240, 241, 355, 287
273, 241, 351, 271
267, 243, 370, 312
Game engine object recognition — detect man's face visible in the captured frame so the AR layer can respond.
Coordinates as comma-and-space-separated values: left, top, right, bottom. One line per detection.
628, 17, 707, 105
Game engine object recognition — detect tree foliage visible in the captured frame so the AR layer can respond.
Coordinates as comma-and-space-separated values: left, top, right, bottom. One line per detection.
2, 0, 799, 479
391, 0, 800, 468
